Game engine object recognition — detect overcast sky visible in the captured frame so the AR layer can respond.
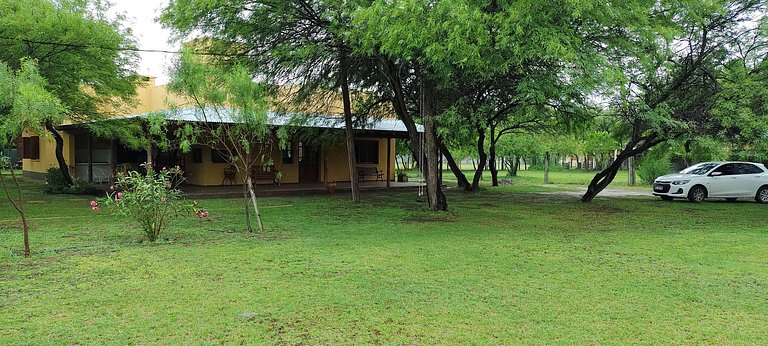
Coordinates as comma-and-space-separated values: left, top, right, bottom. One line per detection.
111, 0, 176, 85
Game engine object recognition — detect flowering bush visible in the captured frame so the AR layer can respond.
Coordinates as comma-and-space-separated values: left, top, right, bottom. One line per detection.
93, 166, 204, 242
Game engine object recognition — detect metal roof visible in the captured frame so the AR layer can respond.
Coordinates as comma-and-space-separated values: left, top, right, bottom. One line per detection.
96, 107, 423, 134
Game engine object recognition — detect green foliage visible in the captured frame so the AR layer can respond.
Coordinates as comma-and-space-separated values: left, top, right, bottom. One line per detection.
44, 167, 69, 194
637, 149, 673, 185
0, 60, 65, 144
44, 168, 99, 195
95, 167, 197, 242
0, 0, 137, 121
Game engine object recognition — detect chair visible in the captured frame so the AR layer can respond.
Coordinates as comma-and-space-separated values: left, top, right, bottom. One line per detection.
222, 167, 236, 185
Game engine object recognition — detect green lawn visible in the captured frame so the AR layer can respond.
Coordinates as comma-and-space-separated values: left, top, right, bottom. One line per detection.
1, 173, 767, 344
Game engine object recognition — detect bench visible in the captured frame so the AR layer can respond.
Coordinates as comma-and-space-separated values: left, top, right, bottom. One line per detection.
250, 165, 279, 185
357, 166, 383, 182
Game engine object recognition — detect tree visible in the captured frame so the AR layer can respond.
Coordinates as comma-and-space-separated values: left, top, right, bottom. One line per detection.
581, 0, 766, 202
168, 51, 280, 233
161, 0, 383, 203
0, 59, 66, 257
0, 0, 137, 186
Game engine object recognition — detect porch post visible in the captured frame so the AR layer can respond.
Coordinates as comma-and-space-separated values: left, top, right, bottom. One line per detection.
386, 137, 391, 187
87, 134, 93, 183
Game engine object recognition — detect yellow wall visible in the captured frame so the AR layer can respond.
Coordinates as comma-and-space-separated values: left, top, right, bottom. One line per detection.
23, 78, 401, 187
183, 140, 300, 187
320, 138, 396, 183
21, 131, 75, 176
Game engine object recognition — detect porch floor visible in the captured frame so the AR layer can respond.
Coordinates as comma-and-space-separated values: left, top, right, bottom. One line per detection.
180, 180, 423, 199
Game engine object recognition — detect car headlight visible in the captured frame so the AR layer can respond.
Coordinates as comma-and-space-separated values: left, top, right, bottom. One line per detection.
672, 180, 690, 185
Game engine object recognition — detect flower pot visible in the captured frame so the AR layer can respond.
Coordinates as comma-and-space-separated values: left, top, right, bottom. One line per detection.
326, 181, 337, 194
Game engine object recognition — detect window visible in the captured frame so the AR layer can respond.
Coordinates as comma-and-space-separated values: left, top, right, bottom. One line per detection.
21, 136, 40, 160
192, 148, 203, 163
713, 163, 737, 176
282, 141, 293, 164
354, 140, 379, 164
211, 149, 229, 163
738, 163, 764, 175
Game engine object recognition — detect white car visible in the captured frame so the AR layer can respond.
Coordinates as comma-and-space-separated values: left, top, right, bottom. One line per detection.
653, 161, 768, 203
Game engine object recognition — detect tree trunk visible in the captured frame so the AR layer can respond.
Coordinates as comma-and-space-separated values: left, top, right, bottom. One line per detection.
338, 44, 360, 202
242, 178, 253, 233
439, 141, 470, 190
44, 121, 73, 187
511, 156, 519, 176
422, 80, 447, 211
383, 59, 446, 209
246, 177, 266, 232
1, 164, 30, 257
628, 155, 636, 186
145, 141, 154, 174
544, 151, 550, 184
470, 128, 487, 191
489, 127, 499, 187
582, 135, 662, 202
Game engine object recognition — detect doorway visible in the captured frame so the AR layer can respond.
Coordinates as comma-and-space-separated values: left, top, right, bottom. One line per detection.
298, 141, 319, 183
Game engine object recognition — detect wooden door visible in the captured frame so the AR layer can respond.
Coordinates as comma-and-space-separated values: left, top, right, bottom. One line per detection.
298, 142, 319, 183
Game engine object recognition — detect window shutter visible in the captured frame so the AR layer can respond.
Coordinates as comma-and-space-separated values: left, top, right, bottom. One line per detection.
29, 136, 40, 160
22, 137, 30, 159
16, 137, 24, 157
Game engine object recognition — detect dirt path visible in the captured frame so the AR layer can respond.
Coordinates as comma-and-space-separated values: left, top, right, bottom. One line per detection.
538, 188, 652, 198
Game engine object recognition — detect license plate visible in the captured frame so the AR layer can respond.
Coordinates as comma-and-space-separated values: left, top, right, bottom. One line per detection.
653, 185, 664, 191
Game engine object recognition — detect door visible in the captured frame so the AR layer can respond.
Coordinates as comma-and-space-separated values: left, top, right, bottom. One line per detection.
708, 163, 740, 197
736, 163, 764, 196
298, 141, 319, 183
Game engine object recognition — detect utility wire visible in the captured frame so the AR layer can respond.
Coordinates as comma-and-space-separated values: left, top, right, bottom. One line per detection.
0, 36, 255, 57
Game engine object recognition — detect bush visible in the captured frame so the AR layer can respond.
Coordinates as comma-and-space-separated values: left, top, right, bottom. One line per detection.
637, 155, 672, 185
93, 167, 204, 242
44, 167, 69, 194
44, 168, 99, 195
69, 179, 99, 195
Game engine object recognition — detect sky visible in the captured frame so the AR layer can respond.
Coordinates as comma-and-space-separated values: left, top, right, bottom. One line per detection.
110, 0, 176, 85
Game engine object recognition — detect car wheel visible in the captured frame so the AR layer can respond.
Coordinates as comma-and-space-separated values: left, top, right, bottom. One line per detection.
725, 198, 738, 202
660, 195, 674, 201
687, 185, 707, 203
755, 186, 768, 204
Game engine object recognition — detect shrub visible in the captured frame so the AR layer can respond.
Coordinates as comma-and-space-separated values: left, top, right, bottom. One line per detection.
45, 168, 99, 195
93, 166, 204, 242
44, 167, 69, 194
637, 155, 672, 185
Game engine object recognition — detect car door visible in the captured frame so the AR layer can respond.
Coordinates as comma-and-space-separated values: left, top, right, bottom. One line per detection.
708, 163, 739, 197
736, 163, 765, 196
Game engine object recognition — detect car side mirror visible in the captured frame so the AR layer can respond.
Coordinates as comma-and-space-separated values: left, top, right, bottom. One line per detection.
710, 171, 722, 177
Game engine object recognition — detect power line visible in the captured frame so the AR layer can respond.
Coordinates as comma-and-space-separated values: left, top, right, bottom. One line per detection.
0, 36, 255, 57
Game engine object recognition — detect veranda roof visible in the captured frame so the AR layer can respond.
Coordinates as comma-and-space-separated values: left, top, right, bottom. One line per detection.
63, 107, 423, 137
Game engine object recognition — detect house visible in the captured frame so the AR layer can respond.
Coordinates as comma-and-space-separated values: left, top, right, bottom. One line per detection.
18, 77, 417, 186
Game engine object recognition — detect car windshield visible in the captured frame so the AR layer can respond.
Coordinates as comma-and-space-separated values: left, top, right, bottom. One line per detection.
679, 163, 719, 175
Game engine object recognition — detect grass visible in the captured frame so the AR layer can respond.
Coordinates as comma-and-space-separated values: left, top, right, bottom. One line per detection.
1, 172, 767, 344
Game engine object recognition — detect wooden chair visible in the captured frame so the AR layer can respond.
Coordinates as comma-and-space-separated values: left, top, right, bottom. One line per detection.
222, 167, 236, 185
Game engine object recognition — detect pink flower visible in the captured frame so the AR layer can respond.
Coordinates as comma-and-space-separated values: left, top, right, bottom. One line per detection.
162, 166, 168, 171
160, 197, 167, 202
90, 201, 98, 207
91, 206, 100, 212
110, 185, 115, 191
117, 192, 124, 199
203, 212, 209, 218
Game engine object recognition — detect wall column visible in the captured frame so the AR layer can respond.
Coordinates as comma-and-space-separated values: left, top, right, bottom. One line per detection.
87, 134, 93, 183
386, 137, 391, 187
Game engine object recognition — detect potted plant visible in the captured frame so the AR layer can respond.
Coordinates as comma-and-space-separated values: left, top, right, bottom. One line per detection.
396, 170, 408, 183
326, 180, 337, 194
